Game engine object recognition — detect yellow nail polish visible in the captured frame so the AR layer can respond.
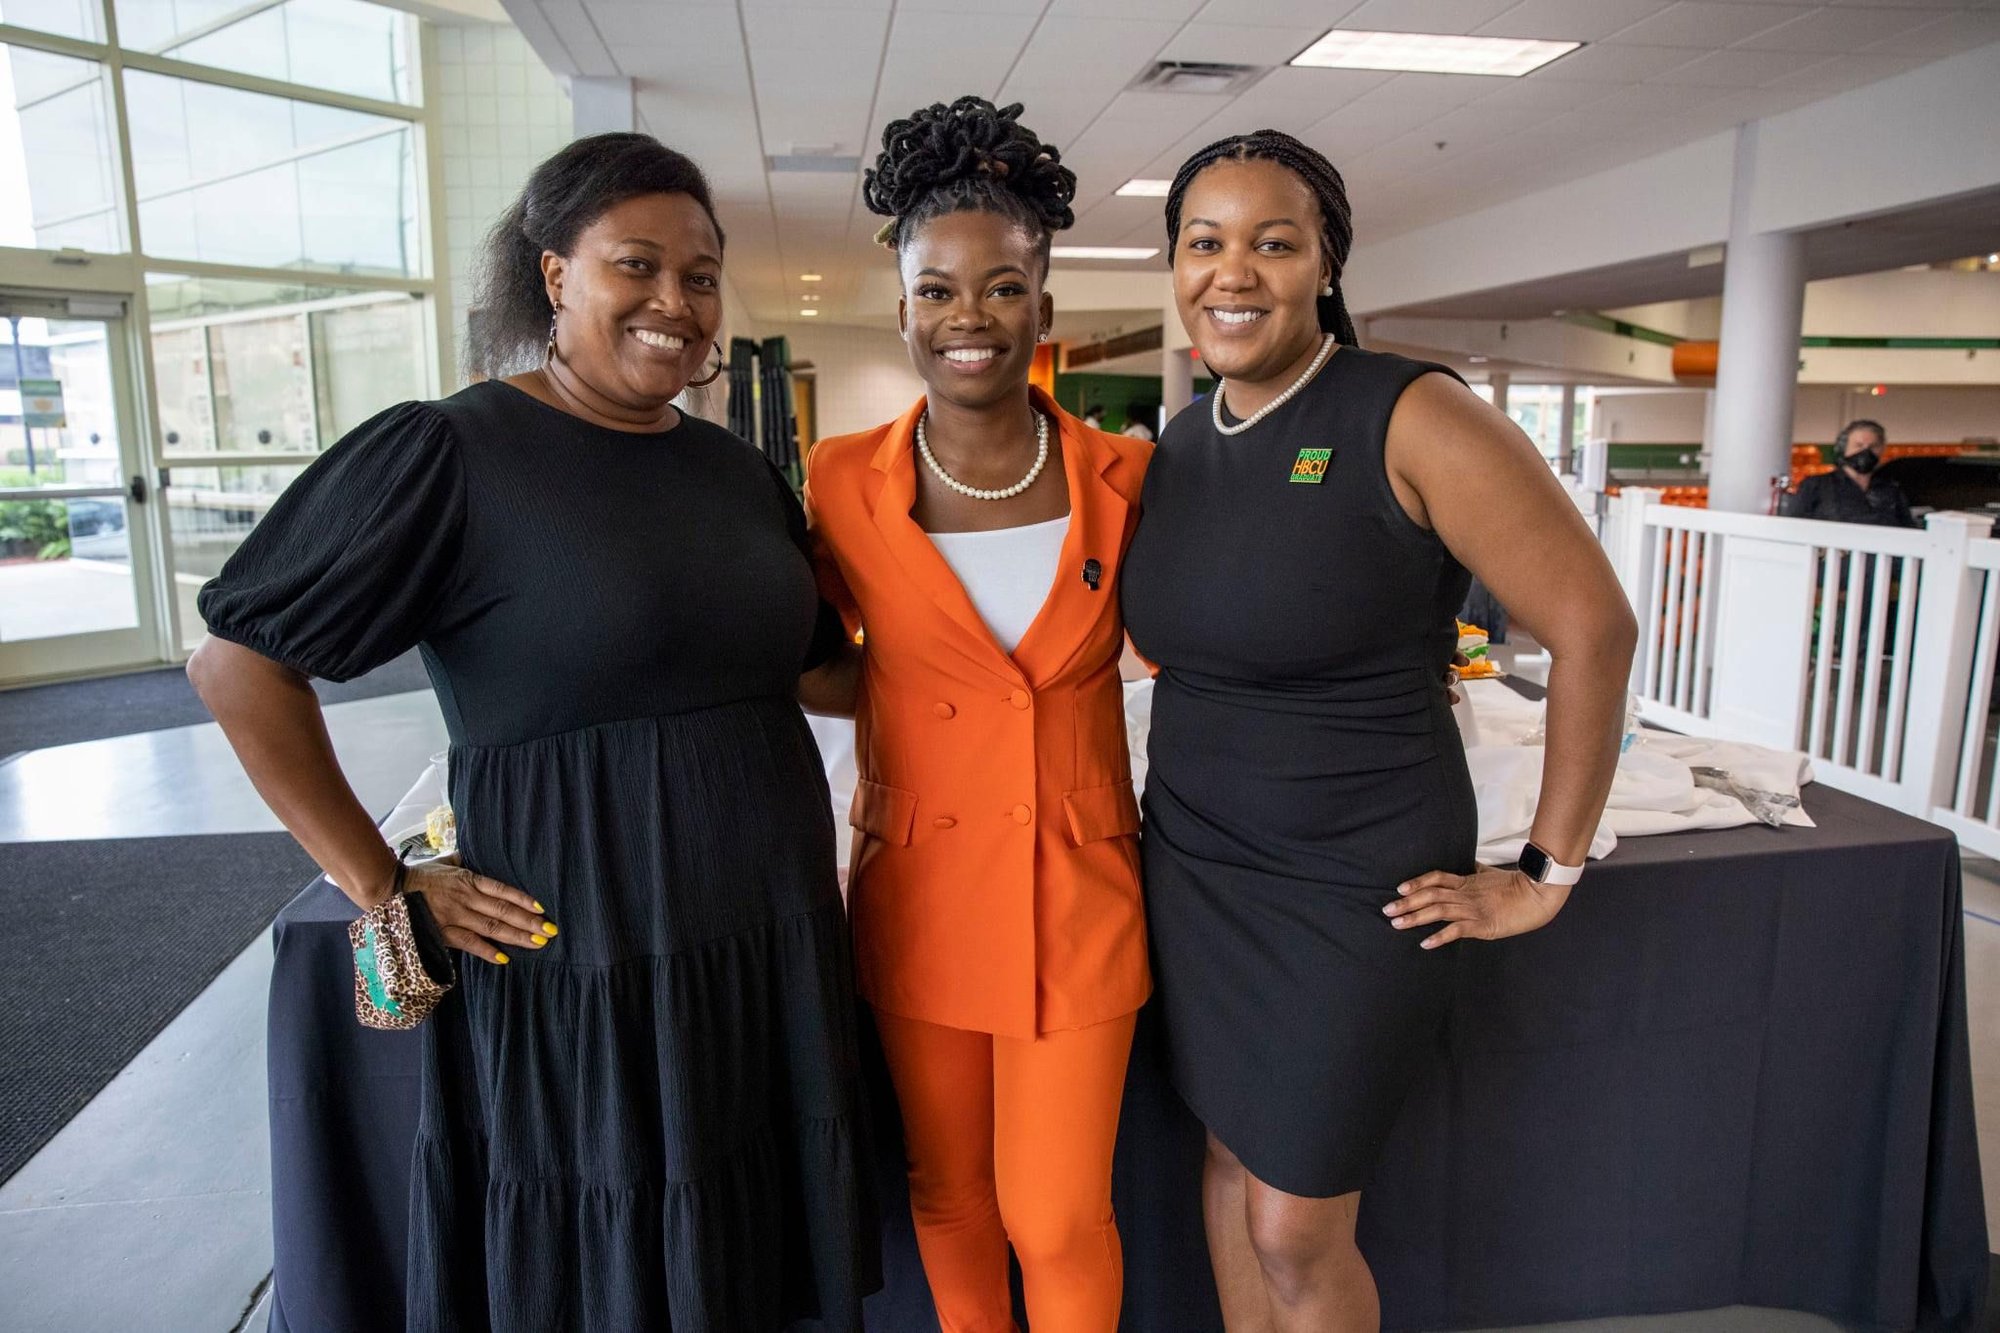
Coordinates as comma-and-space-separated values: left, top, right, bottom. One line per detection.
532, 901, 545, 912
531, 935, 547, 947
494, 952, 510, 964
541, 922, 558, 936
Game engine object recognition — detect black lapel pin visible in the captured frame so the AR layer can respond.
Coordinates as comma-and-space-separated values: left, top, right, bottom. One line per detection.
1082, 558, 1102, 591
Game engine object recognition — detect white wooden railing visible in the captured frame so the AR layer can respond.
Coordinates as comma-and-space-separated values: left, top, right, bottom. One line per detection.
1606, 488, 2000, 854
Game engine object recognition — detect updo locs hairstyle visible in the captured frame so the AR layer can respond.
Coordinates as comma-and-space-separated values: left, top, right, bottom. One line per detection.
1164, 130, 1360, 347
862, 96, 1077, 272
469, 132, 726, 377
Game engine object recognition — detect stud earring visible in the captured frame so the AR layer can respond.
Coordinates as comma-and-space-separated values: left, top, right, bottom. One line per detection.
1321, 283, 1335, 298
1037, 330, 1049, 343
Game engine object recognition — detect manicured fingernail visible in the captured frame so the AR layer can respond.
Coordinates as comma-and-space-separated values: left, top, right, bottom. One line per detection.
1382, 903, 1398, 916
1392, 918, 1408, 928
1421, 938, 1438, 949
494, 952, 510, 964
532, 901, 545, 912
541, 922, 558, 936
1398, 883, 1412, 895
530, 935, 547, 947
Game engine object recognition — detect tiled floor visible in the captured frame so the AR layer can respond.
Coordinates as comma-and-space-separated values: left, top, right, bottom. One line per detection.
0, 668, 1991, 1331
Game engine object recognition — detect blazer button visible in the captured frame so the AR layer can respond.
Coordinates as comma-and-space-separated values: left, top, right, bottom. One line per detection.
1011, 804, 1032, 825
1009, 689, 1030, 710
933, 816, 957, 830
933, 702, 955, 719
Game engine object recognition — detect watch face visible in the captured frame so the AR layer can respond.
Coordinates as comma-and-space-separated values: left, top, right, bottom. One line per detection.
1518, 844, 1551, 882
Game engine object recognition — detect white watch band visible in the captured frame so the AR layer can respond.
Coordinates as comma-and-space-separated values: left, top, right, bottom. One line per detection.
1540, 856, 1585, 887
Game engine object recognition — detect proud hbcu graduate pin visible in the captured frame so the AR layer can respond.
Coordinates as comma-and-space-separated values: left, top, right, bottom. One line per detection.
1291, 448, 1333, 483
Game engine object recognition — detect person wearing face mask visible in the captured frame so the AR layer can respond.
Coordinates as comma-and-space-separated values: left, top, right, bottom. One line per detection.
187, 134, 878, 1331
1780, 419, 1917, 526
805, 97, 1150, 1333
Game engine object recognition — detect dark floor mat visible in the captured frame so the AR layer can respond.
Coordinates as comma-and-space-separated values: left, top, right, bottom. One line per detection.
0, 832, 320, 1183
0, 649, 432, 760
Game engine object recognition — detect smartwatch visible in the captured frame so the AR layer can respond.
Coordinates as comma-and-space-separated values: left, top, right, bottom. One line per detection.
1517, 841, 1584, 887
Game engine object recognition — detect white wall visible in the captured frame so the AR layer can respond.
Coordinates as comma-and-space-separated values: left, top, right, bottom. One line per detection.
780, 322, 926, 442
431, 21, 574, 381
1594, 385, 2000, 445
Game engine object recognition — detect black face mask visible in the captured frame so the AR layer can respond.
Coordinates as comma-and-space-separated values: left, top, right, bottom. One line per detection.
1845, 448, 1881, 475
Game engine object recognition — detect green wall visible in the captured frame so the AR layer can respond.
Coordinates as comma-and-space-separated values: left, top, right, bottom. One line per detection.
1051, 371, 1214, 432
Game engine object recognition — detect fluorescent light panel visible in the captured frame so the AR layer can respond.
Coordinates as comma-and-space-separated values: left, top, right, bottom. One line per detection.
1116, 179, 1172, 197
1291, 30, 1579, 77
799, 308, 819, 317
1050, 246, 1160, 261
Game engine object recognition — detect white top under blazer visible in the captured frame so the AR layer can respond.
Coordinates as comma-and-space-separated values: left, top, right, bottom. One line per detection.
926, 514, 1070, 655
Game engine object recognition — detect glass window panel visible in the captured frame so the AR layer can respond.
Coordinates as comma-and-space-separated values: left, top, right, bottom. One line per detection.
113, 0, 415, 104
147, 274, 427, 454
1, 315, 140, 642
166, 461, 306, 649
0, 0, 103, 41
0, 45, 124, 253
126, 68, 419, 275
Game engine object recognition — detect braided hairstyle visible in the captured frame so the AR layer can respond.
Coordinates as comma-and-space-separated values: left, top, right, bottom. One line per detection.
863, 96, 1076, 269
1164, 130, 1360, 346
469, 133, 725, 377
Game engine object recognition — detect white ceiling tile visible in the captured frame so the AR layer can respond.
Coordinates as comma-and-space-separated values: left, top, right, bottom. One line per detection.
1531, 41, 1705, 79
1157, 22, 1326, 65
585, 1, 730, 47
538, 0, 618, 75
1002, 16, 1183, 91
1825, 0, 1995, 9
1046, 0, 1206, 18
1733, 6, 1943, 52
1362, 70, 1513, 107
1604, 2, 1819, 47
1224, 64, 1397, 120
1477, 0, 1672, 43
1469, 75, 1625, 108
1647, 45, 1834, 84
873, 9, 1041, 116
1760, 51, 1928, 89
1193, 0, 1367, 27
1337, 0, 1525, 33
895, 0, 1049, 11
1860, 10, 2000, 56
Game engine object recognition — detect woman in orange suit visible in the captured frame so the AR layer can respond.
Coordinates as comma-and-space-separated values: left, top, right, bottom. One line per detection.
805, 97, 1149, 1333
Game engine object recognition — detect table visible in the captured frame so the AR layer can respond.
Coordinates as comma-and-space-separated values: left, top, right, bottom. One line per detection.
266, 782, 1987, 1331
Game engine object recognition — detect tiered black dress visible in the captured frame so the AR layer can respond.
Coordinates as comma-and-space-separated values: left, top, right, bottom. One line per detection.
1120, 347, 1476, 1200
200, 381, 877, 1331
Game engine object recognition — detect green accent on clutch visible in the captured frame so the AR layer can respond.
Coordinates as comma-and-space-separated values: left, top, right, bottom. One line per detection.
354, 924, 403, 1017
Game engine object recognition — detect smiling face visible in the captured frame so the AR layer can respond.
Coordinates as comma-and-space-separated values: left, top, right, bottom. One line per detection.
1172, 157, 1331, 388
541, 191, 722, 409
897, 208, 1053, 414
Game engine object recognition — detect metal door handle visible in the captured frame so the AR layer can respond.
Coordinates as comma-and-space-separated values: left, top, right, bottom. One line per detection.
129, 474, 148, 505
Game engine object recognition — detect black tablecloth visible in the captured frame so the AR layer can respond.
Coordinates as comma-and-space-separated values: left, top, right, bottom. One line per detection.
267, 780, 1988, 1332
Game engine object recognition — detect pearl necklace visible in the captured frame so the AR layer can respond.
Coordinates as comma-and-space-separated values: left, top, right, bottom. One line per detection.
916, 410, 1050, 501
1211, 334, 1338, 437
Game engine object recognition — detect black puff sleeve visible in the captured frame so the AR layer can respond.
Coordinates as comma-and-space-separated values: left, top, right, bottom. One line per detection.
196, 402, 464, 682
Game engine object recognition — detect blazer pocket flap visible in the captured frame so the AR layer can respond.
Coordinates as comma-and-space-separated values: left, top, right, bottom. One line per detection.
850, 779, 917, 847
1062, 779, 1141, 846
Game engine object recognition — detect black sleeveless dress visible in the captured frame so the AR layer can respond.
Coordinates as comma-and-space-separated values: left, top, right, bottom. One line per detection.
1120, 346, 1475, 1199
199, 381, 877, 1330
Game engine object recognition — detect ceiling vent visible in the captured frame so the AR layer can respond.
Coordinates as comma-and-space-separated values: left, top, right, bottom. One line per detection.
1128, 61, 1268, 96
766, 154, 862, 174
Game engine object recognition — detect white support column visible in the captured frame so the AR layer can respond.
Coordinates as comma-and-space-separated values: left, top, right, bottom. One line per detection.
1162, 346, 1194, 419
1709, 123, 1807, 514
1902, 511, 1995, 815
1557, 382, 1577, 474
1488, 371, 1510, 416
570, 76, 634, 137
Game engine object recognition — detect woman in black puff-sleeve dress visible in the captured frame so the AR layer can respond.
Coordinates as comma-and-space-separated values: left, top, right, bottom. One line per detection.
191, 135, 877, 1331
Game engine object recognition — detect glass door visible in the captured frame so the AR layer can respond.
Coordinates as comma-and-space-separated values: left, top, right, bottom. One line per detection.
0, 289, 163, 681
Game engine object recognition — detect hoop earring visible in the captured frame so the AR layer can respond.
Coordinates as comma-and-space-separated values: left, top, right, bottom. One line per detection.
687, 340, 726, 388
543, 303, 560, 366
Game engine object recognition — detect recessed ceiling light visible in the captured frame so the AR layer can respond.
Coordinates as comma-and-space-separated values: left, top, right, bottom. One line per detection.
801, 294, 821, 302
799, 308, 819, 317
1291, 29, 1579, 77
1116, 179, 1172, 197
1049, 246, 1160, 261
800, 273, 822, 282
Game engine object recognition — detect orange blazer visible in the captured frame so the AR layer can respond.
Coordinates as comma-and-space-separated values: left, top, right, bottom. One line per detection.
805, 389, 1152, 1039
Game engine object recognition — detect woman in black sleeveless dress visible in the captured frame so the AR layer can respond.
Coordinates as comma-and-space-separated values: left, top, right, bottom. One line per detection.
1120, 133, 1637, 1330
190, 135, 876, 1331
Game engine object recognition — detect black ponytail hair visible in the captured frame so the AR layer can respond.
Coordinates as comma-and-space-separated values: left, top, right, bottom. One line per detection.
1163, 130, 1360, 345
469, 132, 725, 377
862, 96, 1076, 271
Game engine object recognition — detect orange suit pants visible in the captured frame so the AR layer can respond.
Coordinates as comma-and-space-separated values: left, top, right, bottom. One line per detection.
874, 1009, 1138, 1333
